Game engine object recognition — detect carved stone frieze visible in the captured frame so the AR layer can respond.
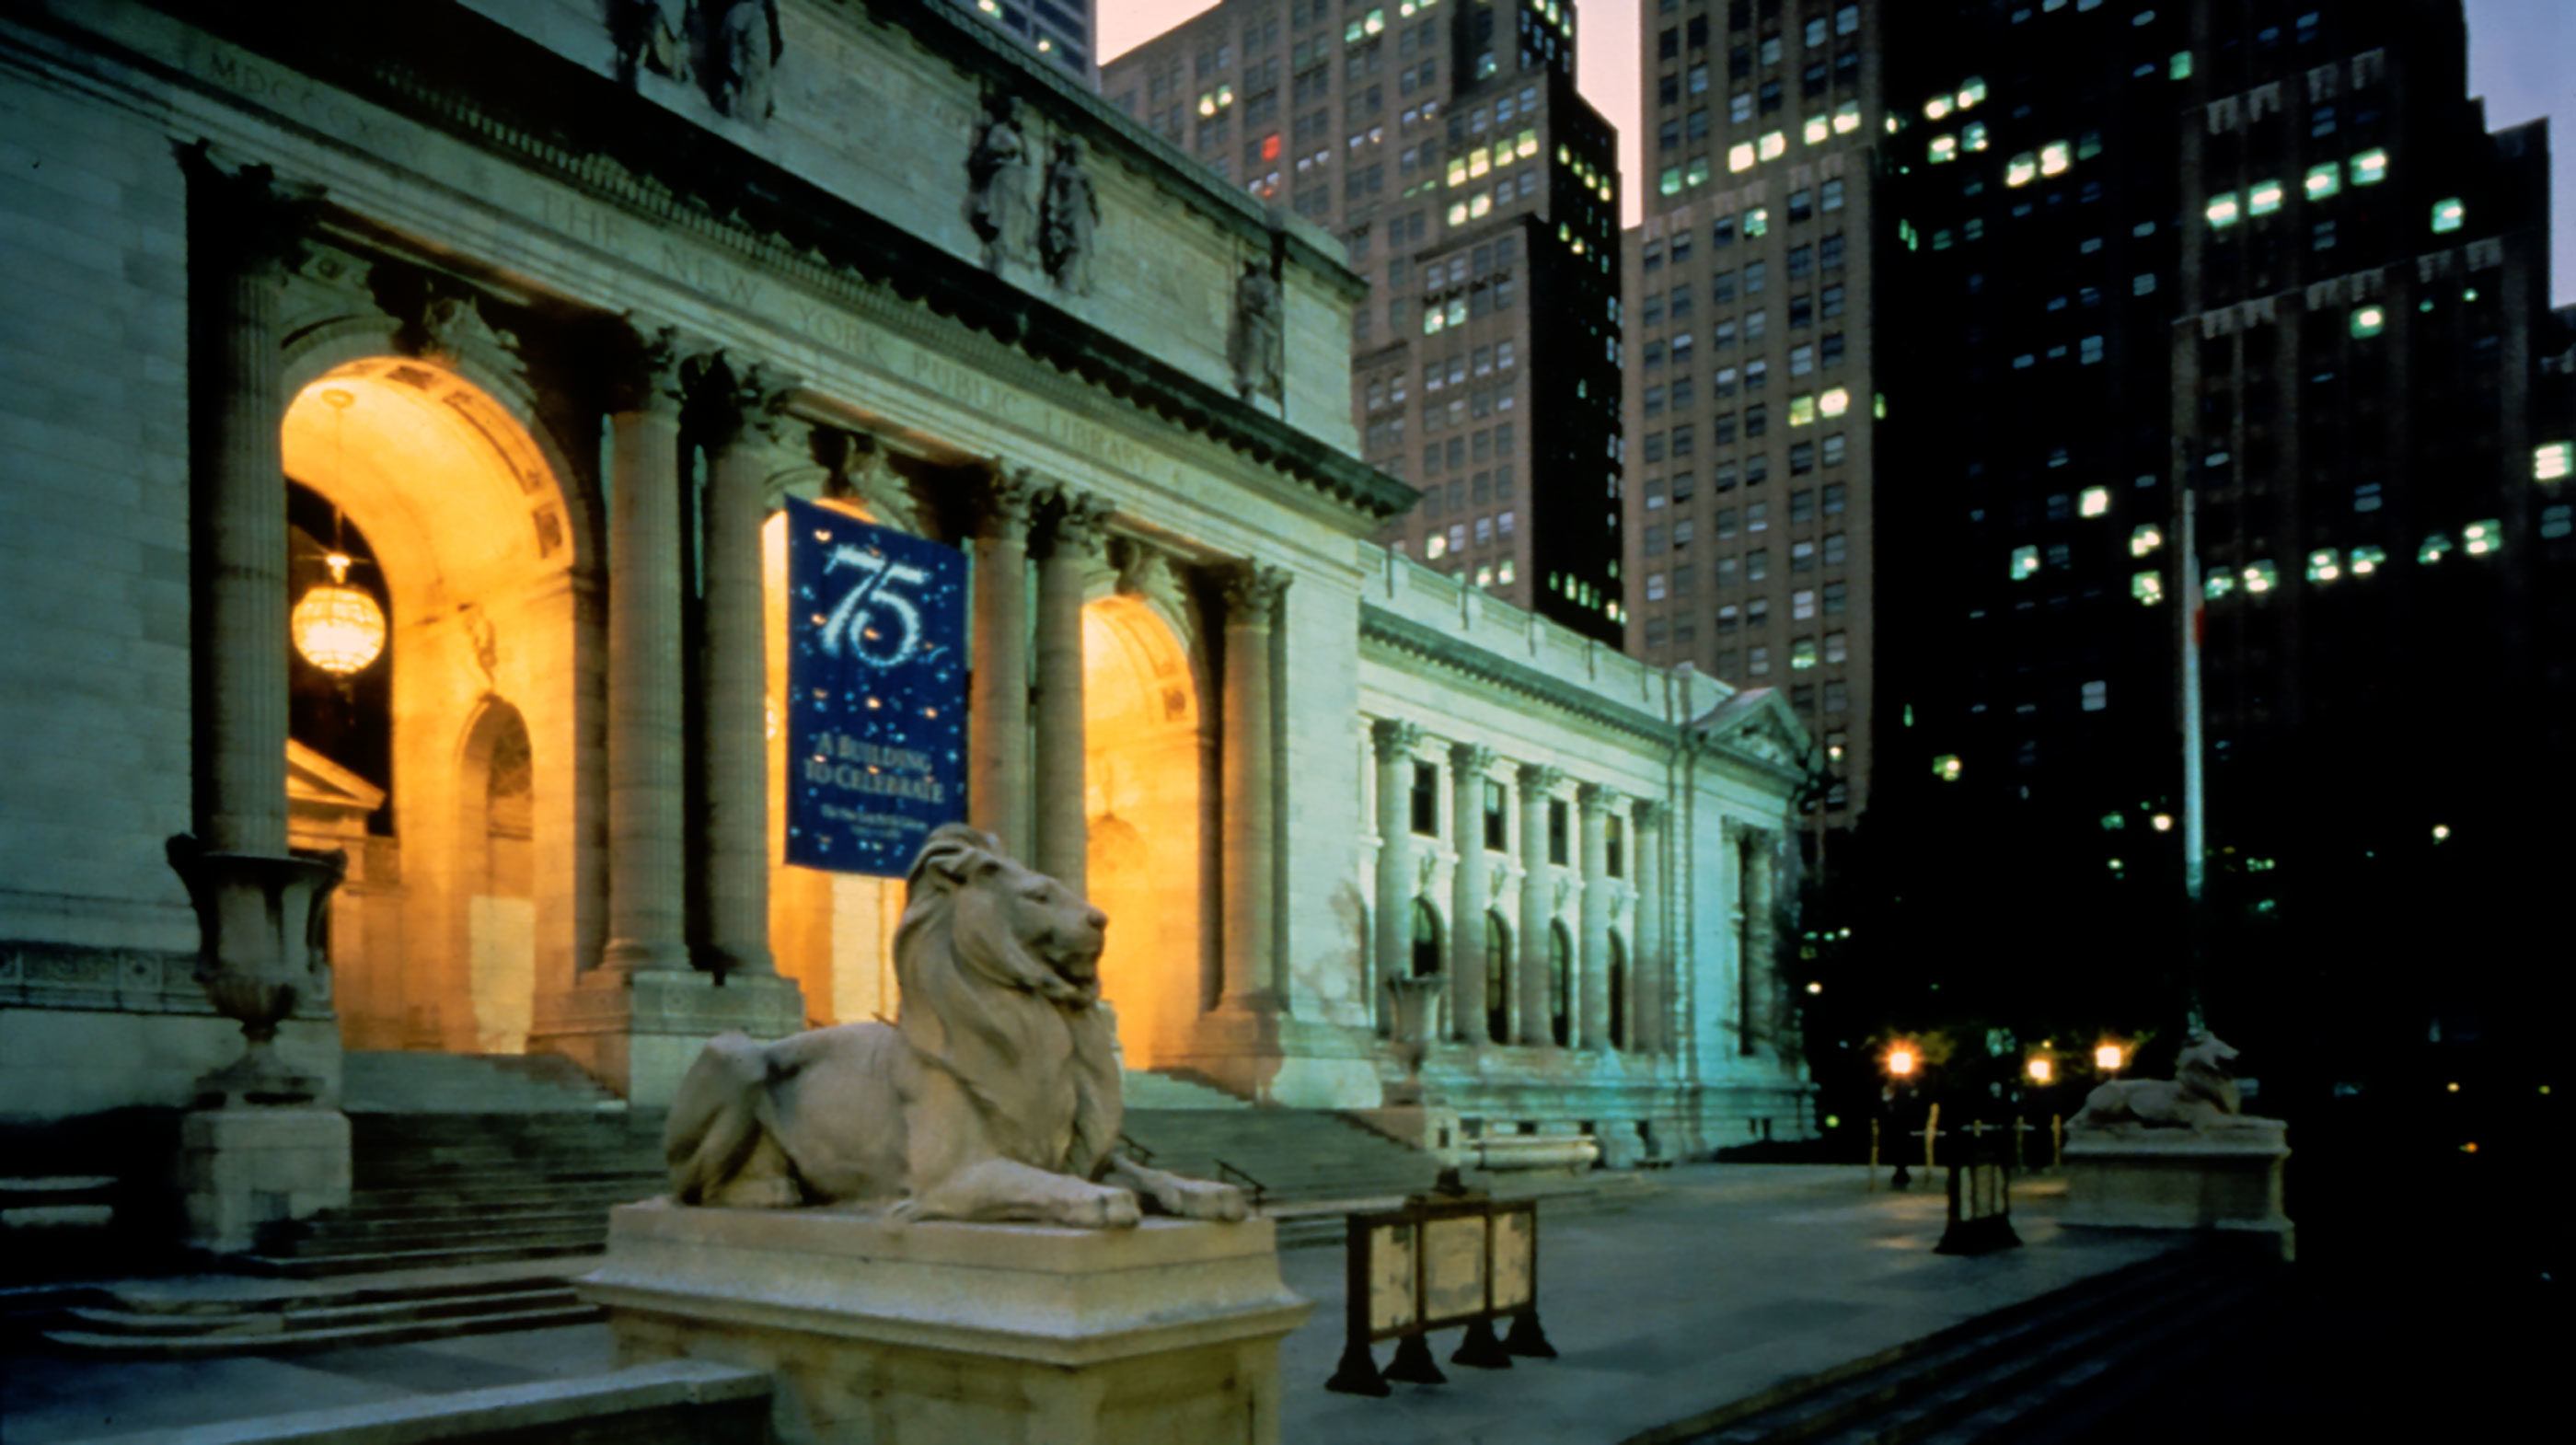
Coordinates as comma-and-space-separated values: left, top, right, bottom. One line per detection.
1041, 136, 1099, 293
968, 94, 1034, 271
1227, 257, 1285, 403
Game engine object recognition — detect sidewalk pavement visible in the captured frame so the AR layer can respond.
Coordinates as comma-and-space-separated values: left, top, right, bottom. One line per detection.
2, 1163, 2180, 1445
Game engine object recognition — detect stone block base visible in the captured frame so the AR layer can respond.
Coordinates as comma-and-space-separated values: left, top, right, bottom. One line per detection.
580, 1202, 1311, 1445
533, 969, 806, 1107
178, 1106, 351, 1254
2063, 1122, 2293, 1261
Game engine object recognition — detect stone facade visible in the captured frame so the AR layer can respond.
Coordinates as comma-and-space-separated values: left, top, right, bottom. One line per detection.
0, 0, 1809, 1184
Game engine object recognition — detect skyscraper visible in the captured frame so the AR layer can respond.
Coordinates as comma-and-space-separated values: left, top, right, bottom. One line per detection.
951, 0, 1099, 82
1879, 0, 2567, 868
1107, 1, 1627, 642
1626, 1, 1887, 838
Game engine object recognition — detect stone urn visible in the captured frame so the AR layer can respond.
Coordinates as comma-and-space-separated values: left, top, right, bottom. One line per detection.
166, 835, 346, 1107
1385, 974, 1447, 1105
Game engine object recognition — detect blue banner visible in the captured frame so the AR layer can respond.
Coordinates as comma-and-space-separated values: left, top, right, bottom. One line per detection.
784, 496, 967, 875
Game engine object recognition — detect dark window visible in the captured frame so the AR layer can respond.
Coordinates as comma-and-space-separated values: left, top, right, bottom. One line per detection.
1410, 760, 1439, 835
1548, 922, 1573, 1045
1607, 933, 1629, 1049
1547, 797, 1570, 864
1484, 779, 1507, 850
1820, 283, 1845, 318
1606, 815, 1625, 877
1411, 899, 1443, 977
1484, 913, 1511, 1042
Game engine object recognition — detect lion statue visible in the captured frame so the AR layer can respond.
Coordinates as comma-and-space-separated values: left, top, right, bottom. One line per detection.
662, 824, 1247, 1228
2070, 1032, 2263, 1133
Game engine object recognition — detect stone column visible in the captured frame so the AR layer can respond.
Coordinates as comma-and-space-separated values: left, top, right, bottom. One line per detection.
967, 469, 1034, 860
697, 360, 791, 977
1218, 563, 1290, 1011
1033, 488, 1110, 890
181, 149, 317, 859
1448, 745, 1496, 1044
1369, 720, 1422, 1032
1730, 822, 1774, 1056
1634, 801, 1669, 1055
1577, 784, 1613, 1050
1515, 765, 1563, 1046
602, 329, 690, 973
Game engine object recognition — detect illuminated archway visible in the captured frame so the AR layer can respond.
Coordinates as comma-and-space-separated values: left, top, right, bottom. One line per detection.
281, 359, 580, 1053
1081, 595, 1204, 1069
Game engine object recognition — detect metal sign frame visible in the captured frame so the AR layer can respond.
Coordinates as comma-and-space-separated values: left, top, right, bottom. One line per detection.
1325, 1193, 1554, 1396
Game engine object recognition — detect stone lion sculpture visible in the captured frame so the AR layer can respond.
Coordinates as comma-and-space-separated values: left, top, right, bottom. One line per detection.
2070, 1032, 2263, 1132
663, 824, 1247, 1228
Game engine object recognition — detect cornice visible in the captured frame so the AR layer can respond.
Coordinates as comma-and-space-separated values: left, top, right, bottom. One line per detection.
1360, 605, 1675, 746
130, 0, 1415, 523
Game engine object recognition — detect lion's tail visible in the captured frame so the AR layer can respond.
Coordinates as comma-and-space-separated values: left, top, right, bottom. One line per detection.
664, 1032, 770, 1205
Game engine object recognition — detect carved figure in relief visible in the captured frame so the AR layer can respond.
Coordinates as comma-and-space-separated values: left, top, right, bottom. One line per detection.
2071, 1032, 2269, 1133
968, 97, 1033, 269
663, 825, 1248, 1227
612, 0, 690, 84
708, 0, 782, 120
1229, 260, 1285, 401
1041, 136, 1100, 292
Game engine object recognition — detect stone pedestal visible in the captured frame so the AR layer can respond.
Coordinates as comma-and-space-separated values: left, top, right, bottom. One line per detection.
179, 1106, 352, 1254
2062, 1123, 2294, 1261
581, 1203, 1311, 1445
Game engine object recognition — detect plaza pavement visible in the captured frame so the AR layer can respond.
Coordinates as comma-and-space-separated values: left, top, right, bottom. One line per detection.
2, 1163, 2181, 1445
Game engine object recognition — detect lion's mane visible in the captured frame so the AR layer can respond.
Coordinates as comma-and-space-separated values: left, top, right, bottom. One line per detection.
894, 827, 1123, 1180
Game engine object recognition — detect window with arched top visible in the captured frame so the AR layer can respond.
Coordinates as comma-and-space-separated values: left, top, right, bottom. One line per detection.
1607, 932, 1629, 1050
1411, 898, 1444, 977
1547, 920, 1573, 1046
1484, 911, 1511, 1043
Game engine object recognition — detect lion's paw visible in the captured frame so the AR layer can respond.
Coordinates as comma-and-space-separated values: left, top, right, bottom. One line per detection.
1057, 1186, 1141, 1230
1153, 1177, 1250, 1222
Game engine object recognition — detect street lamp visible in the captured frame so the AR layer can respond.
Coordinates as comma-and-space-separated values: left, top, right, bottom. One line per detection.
2095, 1042, 2126, 1073
1888, 1046, 1918, 1079
2026, 1056, 2053, 1085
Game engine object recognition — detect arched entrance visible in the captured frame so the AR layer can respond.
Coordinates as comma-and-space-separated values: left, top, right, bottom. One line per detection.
1080, 595, 1205, 1068
280, 359, 581, 1054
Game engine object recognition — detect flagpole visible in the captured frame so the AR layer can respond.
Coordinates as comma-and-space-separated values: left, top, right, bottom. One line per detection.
2178, 484, 2207, 1035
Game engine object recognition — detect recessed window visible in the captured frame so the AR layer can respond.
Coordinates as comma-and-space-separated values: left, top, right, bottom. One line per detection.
2537, 442, 2574, 482
2080, 487, 2110, 517
2351, 306, 2385, 338
2350, 148, 2388, 186
1410, 760, 1439, 836
2305, 161, 2340, 200
2247, 179, 2284, 215
2080, 680, 2108, 712
2011, 545, 2039, 580
1546, 797, 1570, 865
2206, 191, 2241, 227
2432, 198, 2466, 233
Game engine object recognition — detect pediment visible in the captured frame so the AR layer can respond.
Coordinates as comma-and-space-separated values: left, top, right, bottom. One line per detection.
1692, 687, 1812, 774
287, 739, 387, 822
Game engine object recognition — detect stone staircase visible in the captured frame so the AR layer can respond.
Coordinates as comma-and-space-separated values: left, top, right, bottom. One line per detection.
236, 1052, 663, 1281
1651, 1241, 2289, 1445
1116, 1070, 1442, 1235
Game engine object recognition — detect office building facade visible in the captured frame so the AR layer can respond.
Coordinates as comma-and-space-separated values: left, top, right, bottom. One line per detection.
1627, 0, 1887, 839
1107, 0, 1628, 642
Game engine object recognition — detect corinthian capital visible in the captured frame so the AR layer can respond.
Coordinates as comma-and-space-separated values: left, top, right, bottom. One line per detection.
1517, 764, 1565, 800
1220, 561, 1291, 625
1035, 485, 1113, 559
179, 143, 325, 279
1371, 717, 1424, 761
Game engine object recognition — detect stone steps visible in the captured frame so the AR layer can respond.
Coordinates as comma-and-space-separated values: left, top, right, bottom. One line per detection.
62, 1358, 771, 1441
1657, 1242, 2286, 1445
1118, 1106, 1441, 1207
342, 1050, 626, 1115
37, 1269, 603, 1358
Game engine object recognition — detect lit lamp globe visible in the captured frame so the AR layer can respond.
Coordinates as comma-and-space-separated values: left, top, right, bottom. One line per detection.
2027, 1056, 2053, 1085
2095, 1043, 2125, 1073
291, 554, 386, 676
1887, 1046, 1917, 1080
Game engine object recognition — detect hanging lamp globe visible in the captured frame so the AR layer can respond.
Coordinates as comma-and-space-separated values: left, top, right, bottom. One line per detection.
291, 553, 386, 675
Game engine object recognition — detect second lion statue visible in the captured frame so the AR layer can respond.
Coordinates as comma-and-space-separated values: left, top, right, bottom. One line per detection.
663, 824, 1247, 1228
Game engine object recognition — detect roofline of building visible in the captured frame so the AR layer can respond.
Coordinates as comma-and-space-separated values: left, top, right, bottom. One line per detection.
129, 0, 1413, 522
